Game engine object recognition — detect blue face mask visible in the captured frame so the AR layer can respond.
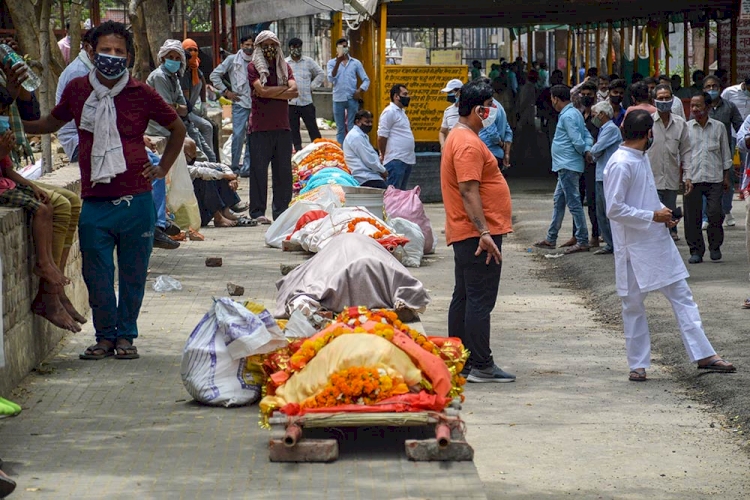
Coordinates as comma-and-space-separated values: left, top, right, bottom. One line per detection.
0, 115, 10, 134
707, 89, 720, 100
94, 53, 128, 80
163, 58, 181, 74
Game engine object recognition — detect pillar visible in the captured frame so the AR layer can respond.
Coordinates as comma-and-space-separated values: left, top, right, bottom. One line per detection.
607, 22, 614, 75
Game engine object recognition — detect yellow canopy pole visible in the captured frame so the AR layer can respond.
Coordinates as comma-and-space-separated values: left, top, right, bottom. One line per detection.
566, 27, 572, 85
731, 15, 738, 84
607, 22, 614, 75
585, 26, 590, 76
596, 25, 601, 71
375, 3, 387, 145
648, 21, 654, 77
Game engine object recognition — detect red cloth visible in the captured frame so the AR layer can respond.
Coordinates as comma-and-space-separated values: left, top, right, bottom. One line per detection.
286, 209, 329, 240
51, 76, 179, 199
247, 63, 295, 133
0, 157, 16, 195
280, 391, 449, 416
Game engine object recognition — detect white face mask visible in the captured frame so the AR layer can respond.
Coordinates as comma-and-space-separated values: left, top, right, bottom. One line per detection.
477, 105, 498, 128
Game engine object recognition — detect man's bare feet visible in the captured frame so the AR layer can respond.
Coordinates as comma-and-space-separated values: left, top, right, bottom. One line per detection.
213, 213, 237, 227
59, 291, 88, 324
31, 292, 81, 332
33, 263, 70, 287
221, 207, 240, 221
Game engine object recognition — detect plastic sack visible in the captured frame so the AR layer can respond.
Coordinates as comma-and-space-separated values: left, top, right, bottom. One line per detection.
220, 136, 233, 165
153, 275, 182, 292
384, 186, 437, 254
181, 298, 286, 407
265, 200, 338, 249
166, 151, 202, 231
18, 159, 43, 180
389, 218, 424, 268
299, 168, 359, 194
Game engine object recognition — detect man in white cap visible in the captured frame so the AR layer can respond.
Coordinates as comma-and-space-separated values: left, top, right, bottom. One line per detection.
439, 78, 463, 149
247, 30, 298, 223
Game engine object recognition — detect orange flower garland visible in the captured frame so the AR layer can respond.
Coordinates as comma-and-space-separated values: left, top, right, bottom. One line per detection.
336, 308, 440, 356
346, 217, 392, 240
301, 366, 409, 409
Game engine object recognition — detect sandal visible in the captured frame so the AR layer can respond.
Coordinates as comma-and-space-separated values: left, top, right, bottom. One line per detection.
564, 243, 590, 255
231, 201, 249, 213
742, 298, 750, 309
236, 216, 258, 227
533, 240, 556, 249
629, 369, 647, 382
79, 341, 115, 360
0, 469, 16, 498
560, 237, 577, 248
254, 215, 273, 225
114, 339, 140, 360
697, 358, 736, 373
188, 230, 205, 241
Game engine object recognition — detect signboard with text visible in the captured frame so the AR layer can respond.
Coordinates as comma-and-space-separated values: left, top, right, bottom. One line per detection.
382, 66, 467, 142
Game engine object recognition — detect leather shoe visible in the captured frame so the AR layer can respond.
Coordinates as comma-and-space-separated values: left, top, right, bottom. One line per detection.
688, 254, 703, 264
154, 227, 180, 250
163, 220, 181, 236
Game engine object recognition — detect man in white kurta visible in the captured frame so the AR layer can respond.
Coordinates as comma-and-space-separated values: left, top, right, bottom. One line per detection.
603, 109, 736, 381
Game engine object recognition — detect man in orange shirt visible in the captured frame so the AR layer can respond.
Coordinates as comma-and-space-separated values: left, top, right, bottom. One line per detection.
441, 80, 515, 383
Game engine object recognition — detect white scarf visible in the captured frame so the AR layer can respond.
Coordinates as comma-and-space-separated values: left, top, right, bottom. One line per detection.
79, 70, 128, 186
77, 50, 94, 71
232, 49, 251, 92
251, 30, 289, 87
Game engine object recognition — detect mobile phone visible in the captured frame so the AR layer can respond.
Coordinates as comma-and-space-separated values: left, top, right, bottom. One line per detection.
671, 207, 683, 221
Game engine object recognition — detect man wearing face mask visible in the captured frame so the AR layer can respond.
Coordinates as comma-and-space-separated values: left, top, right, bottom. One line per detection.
604, 109, 736, 382
378, 84, 416, 189
343, 109, 387, 189
608, 79, 627, 127
285, 38, 324, 152
534, 85, 593, 254
210, 35, 254, 176
440, 79, 515, 384
23, 21, 186, 360
684, 93, 732, 263
588, 100, 621, 255
328, 38, 370, 146
648, 83, 691, 242
721, 76, 750, 121
56, 28, 94, 163
247, 30, 298, 223
439, 78, 463, 149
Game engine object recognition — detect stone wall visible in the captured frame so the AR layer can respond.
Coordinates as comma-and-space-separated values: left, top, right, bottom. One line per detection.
0, 166, 88, 396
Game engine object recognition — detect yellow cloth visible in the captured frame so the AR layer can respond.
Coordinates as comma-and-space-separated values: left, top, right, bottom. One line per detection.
35, 183, 81, 266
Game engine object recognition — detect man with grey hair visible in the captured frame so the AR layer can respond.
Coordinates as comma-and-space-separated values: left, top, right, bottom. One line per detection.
587, 100, 621, 254
649, 83, 691, 242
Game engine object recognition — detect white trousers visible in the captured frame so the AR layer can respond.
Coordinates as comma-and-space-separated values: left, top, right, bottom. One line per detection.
621, 261, 716, 370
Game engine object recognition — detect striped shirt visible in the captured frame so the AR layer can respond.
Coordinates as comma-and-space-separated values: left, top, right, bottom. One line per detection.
285, 56, 325, 107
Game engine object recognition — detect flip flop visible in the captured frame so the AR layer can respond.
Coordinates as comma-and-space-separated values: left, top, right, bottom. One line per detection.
254, 216, 273, 225
742, 299, 750, 309
114, 341, 140, 360
236, 216, 258, 227
0, 398, 21, 415
564, 243, 590, 254
629, 369, 647, 382
79, 343, 115, 360
697, 358, 736, 373
533, 240, 556, 249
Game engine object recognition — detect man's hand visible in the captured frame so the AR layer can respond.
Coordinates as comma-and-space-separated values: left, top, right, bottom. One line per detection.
336, 54, 347, 64
353, 89, 363, 101
745, 134, 750, 149
0, 130, 14, 158
3, 61, 29, 101
684, 179, 693, 195
502, 155, 511, 168
223, 172, 238, 181
723, 178, 731, 191
585, 152, 594, 164
475, 233, 502, 265
653, 207, 673, 223
30, 184, 50, 203
224, 90, 239, 102
665, 219, 679, 229
380, 171, 388, 180
229, 179, 239, 191
142, 161, 165, 182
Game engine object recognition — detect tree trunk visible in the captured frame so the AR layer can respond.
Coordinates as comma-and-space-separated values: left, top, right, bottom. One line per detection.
69, 1, 83, 62
692, 27, 705, 71
143, 0, 174, 63
38, 0, 53, 174
129, 0, 152, 81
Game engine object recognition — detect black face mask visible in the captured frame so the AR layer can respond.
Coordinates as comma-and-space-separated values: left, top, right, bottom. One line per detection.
447, 94, 457, 104
581, 96, 595, 108
399, 96, 411, 108
610, 95, 623, 105
359, 124, 373, 135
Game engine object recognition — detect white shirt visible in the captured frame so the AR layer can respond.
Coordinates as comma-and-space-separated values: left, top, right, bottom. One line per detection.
604, 146, 689, 296
648, 112, 691, 190
721, 84, 750, 123
343, 125, 386, 184
378, 102, 416, 165
670, 97, 686, 120
441, 104, 459, 130
686, 118, 732, 184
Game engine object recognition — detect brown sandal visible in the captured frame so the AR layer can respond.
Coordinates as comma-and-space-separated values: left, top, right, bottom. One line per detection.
79, 341, 115, 360
629, 369, 647, 382
114, 339, 140, 360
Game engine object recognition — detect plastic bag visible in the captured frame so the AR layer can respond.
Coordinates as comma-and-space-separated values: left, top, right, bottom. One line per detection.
18, 159, 43, 180
265, 201, 329, 249
181, 298, 286, 407
389, 218, 425, 268
220, 136, 233, 165
153, 275, 182, 292
166, 151, 202, 231
384, 186, 437, 254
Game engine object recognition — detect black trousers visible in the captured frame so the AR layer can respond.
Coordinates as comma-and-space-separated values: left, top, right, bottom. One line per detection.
361, 178, 388, 189
448, 235, 503, 371
684, 182, 724, 256
249, 129, 293, 220
288, 104, 322, 151
193, 178, 241, 227
573, 163, 599, 238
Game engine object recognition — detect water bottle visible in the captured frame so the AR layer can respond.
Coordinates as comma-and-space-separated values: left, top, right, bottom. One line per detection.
0, 44, 41, 92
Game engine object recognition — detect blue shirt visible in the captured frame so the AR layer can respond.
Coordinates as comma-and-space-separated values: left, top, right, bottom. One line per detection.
552, 103, 593, 173
55, 55, 92, 161
479, 99, 514, 159
326, 57, 370, 103
613, 107, 626, 127
589, 120, 622, 182
343, 125, 386, 184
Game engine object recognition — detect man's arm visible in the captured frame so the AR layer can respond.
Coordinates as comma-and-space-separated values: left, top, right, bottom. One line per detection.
730, 102, 744, 133
458, 180, 502, 264
677, 124, 692, 180
604, 162, 661, 228
377, 109, 392, 161
562, 114, 588, 155
23, 114, 67, 134
157, 118, 187, 176
738, 115, 750, 154
310, 60, 325, 89
439, 127, 450, 148
353, 134, 386, 174
251, 79, 298, 100
328, 58, 342, 81
209, 56, 232, 91
719, 127, 732, 186
356, 61, 370, 92
377, 136, 388, 162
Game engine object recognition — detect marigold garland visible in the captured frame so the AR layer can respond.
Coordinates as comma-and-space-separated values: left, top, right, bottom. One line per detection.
346, 217, 392, 240
301, 366, 409, 409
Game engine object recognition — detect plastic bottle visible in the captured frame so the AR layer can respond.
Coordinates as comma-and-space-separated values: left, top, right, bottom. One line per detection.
0, 44, 42, 92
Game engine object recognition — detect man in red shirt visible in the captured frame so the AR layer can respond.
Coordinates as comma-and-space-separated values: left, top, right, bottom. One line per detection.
23, 21, 186, 360
441, 80, 515, 383
247, 30, 298, 223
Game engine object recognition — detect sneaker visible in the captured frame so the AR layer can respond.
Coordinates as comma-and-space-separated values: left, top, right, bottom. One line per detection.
154, 228, 180, 250
460, 365, 472, 378
710, 249, 722, 261
702, 221, 708, 230
726, 213, 736, 227
688, 254, 703, 264
467, 365, 516, 383
163, 220, 181, 236
593, 246, 613, 255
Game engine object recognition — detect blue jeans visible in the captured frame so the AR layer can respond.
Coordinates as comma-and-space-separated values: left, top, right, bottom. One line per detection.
385, 159, 413, 190
333, 98, 359, 145
545, 169, 589, 245
595, 181, 613, 249
231, 103, 251, 174
152, 178, 167, 229
78, 192, 155, 343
